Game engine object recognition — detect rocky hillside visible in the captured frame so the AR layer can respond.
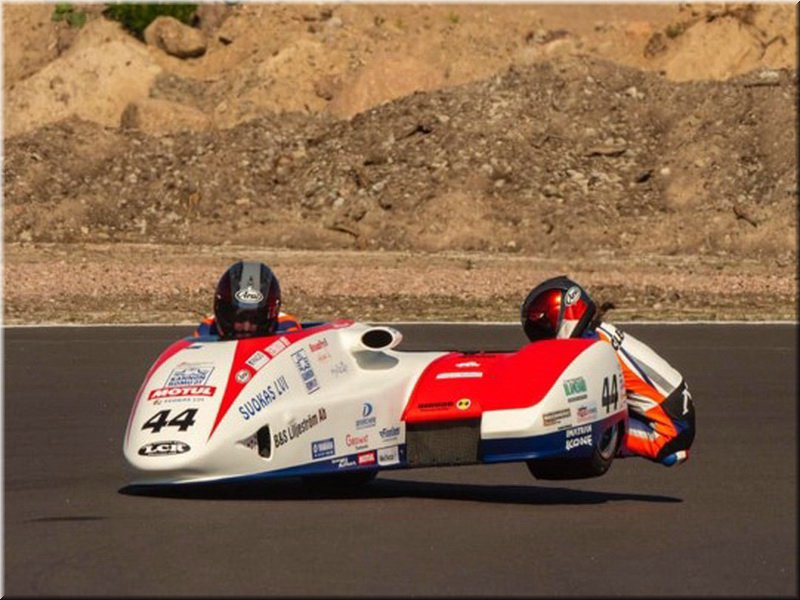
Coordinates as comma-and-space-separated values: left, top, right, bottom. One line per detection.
2, 3, 797, 324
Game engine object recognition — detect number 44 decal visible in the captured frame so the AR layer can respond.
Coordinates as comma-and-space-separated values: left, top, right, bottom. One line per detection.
601, 375, 619, 414
142, 409, 198, 433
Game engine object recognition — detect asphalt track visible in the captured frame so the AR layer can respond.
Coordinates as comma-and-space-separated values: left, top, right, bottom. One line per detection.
3, 323, 797, 597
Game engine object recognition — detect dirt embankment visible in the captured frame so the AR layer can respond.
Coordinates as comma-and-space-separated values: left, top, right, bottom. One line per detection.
2, 3, 797, 324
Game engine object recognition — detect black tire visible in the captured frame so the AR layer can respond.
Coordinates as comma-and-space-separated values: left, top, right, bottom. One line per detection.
301, 469, 379, 489
527, 421, 623, 480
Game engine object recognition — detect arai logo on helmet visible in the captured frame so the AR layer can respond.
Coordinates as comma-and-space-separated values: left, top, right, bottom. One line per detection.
565, 286, 581, 306
138, 441, 191, 456
235, 285, 264, 304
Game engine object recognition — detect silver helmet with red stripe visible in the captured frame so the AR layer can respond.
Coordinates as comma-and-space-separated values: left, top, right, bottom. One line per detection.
214, 261, 281, 339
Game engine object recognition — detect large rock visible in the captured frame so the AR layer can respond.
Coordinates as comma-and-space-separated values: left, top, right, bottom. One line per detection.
3, 18, 162, 138
144, 16, 207, 59
120, 98, 213, 134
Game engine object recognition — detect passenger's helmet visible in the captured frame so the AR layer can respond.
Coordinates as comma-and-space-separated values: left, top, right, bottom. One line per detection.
520, 276, 596, 342
214, 261, 281, 339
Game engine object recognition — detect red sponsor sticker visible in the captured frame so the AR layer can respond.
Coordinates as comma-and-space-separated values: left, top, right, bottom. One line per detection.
357, 451, 376, 465
148, 385, 216, 400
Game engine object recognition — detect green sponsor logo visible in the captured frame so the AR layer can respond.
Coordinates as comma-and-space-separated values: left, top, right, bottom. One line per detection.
563, 377, 587, 397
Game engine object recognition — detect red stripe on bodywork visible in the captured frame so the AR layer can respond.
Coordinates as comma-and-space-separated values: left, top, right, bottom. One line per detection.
207, 320, 353, 440
402, 338, 595, 423
125, 338, 193, 444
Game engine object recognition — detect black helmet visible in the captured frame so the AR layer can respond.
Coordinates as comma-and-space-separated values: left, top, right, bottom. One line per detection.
214, 261, 281, 339
520, 276, 596, 342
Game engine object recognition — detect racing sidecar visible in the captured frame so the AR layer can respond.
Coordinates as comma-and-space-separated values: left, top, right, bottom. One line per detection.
123, 320, 627, 486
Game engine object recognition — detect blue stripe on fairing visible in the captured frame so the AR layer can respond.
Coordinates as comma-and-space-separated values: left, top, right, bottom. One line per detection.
147, 445, 409, 487
480, 412, 624, 464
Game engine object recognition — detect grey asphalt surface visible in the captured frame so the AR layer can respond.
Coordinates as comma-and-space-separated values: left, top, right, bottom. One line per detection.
3, 323, 797, 597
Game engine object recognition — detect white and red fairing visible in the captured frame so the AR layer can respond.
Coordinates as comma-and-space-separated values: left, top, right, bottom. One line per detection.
123, 319, 625, 485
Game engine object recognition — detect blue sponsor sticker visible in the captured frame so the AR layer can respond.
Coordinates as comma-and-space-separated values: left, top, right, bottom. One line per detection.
291, 348, 320, 394
311, 437, 336, 459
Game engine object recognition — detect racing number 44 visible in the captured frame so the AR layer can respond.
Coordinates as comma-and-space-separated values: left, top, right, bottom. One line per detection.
601, 375, 618, 414
142, 409, 198, 433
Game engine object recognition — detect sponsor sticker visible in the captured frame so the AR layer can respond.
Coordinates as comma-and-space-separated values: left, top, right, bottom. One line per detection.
291, 348, 320, 394
357, 451, 376, 466
234, 285, 263, 304
238, 376, 290, 420
456, 398, 472, 411
235, 369, 251, 384
565, 285, 581, 306
330, 361, 349, 377
455, 361, 481, 368
148, 385, 216, 401
165, 363, 214, 387
566, 434, 592, 451
576, 405, 598, 423
377, 445, 399, 466
333, 457, 357, 469
312, 438, 336, 459
264, 336, 291, 358
138, 441, 190, 456
419, 401, 453, 411
436, 372, 483, 380
273, 409, 326, 449
309, 338, 329, 352
379, 425, 401, 441
542, 408, 571, 427
563, 376, 588, 402
356, 402, 377, 429
246, 351, 270, 371
346, 433, 369, 450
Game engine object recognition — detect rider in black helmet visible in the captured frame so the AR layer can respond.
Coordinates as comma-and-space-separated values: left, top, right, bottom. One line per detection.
213, 261, 282, 339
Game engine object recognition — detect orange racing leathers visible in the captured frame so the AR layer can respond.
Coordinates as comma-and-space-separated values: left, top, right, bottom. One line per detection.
589, 322, 696, 466
193, 311, 302, 337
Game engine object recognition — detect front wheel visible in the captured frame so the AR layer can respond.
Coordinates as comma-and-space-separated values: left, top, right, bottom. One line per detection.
527, 421, 623, 480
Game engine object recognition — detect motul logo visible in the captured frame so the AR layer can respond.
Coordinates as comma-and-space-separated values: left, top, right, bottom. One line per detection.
148, 386, 216, 400
138, 441, 191, 456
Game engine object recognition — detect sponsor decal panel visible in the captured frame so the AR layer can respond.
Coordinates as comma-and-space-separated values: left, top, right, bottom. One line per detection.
356, 402, 377, 429
235, 369, 251, 384
542, 408, 571, 427
456, 398, 472, 411
291, 348, 320, 394
330, 361, 349, 377
311, 438, 336, 459
238, 375, 290, 420
264, 336, 291, 358
378, 446, 399, 466
379, 425, 401, 441
565, 286, 581, 306
576, 405, 598, 423
308, 338, 332, 362
455, 361, 480, 368
419, 401, 453, 411
246, 351, 270, 371
357, 451, 376, 466
165, 363, 214, 387
138, 441, 191, 456
333, 457, 357, 469
148, 385, 216, 402
272, 408, 327, 449
436, 372, 483, 380
346, 433, 369, 450
563, 376, 588, 402
565, 424, 593, 451
235, 286, 263, 304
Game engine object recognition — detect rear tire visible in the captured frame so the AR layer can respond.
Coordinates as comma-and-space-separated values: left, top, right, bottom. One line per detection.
527, 421, 623, 480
